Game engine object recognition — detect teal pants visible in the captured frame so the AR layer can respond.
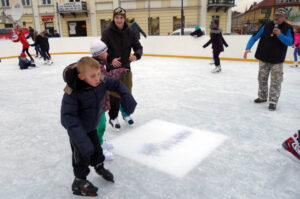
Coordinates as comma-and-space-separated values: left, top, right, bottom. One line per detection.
120, 106, 128, 117
96, 112, 106, 145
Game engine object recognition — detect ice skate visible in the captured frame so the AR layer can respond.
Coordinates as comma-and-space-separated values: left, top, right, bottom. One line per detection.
109, 118, 120, 131
123, 115, 134, 126
102, 140, 113, 150
95, 163, 114, 183
211, 66, 221, 73
278, 131, 300, 164
103, 149, 114, 161
72, 178, 98, 197
289, 62, 298, 68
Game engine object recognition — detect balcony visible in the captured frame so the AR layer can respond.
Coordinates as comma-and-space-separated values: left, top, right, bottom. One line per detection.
207, 0, 235, 12
57, 1, 88, 18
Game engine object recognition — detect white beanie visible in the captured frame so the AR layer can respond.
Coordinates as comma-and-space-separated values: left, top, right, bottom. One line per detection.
90, 40, 108, 57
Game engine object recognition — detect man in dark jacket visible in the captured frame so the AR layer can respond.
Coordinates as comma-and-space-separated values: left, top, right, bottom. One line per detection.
61, 57, 137, 197
244, 8, 294, 111
130, 19, 147, 40
101, 7, 143, 130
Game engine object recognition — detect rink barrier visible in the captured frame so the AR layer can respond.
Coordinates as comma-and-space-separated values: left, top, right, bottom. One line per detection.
1, 52, 295, 64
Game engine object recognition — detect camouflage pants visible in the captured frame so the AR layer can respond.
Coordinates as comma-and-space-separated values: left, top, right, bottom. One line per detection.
258, 61, 283, 104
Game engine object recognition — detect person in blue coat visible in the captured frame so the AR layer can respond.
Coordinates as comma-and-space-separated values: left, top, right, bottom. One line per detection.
61, 57, 137, 197
18, 52, 36, 70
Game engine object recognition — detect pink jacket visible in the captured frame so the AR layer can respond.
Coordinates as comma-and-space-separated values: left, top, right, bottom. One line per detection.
293, 31, 300, 49
93, 57, 127, 113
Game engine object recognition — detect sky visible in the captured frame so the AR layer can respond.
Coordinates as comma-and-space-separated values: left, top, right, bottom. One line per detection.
232, 0, 263, 12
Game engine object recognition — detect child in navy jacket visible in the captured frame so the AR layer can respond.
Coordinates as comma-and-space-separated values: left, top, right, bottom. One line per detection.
61, 57, 137, 197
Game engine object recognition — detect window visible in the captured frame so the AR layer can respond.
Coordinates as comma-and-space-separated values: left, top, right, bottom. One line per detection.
1, 0, 10, 7
148, 17, 160, 35
173, 16, 182, 31
42, 0, 51, 5
69, 0, 80, 2
22, 0, 30, 6
101, 19, 111, 34
4, 23, 13, 28
212, 16, 220, 27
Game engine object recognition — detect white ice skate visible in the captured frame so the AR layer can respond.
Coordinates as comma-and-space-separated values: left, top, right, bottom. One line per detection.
103, 149, 114, 161
123, 115, 134, 126
211, 66, 221, 73
102, 140, 114, 150
109, 118, 121, 131
43, 60, 48, 65
47, 60, 53, 65
290, 62, 298, 68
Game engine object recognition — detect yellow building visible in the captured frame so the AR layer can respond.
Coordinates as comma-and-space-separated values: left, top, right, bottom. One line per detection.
241, 0, 300, 34
1, 0, 235, 36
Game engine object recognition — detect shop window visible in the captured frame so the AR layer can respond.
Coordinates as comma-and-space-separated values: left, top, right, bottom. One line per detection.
100, 19, 111, 34
212, 16, 219, 27
68, 21, 87, 37
42, 0, 51, 5
1, 0, 10, 7
22, 0, 30, 6
5, 23, 13, 28
148, 17, 159, 35
173, 16, 182, 31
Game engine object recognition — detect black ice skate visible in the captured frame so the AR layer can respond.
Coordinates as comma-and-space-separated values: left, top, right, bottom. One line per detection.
95, 163, 115, 183
72, 178, 98, 197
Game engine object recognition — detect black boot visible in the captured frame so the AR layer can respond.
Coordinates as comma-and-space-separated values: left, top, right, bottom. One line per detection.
254, 98, 267, 103
95, 163, 115, 183
268, 103, 276, 111
72, 178, 98, 197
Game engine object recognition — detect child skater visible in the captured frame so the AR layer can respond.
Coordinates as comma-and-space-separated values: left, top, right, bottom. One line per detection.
13, 30, 34, 63
31, 31, 52, 65
61, 57, 137, 197
18, 52, 36, 70
290, 26, 300, 68
203, 21, 228, 73
90, 40, 128, 160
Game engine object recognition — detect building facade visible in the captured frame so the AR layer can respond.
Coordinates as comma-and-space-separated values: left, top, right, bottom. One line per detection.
1, 0, 235, 36
234, 0, 300, 34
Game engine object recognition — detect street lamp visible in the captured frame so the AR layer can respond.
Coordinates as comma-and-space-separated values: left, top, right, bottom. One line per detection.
181, 0, 184, 35
148, 0, 151, 35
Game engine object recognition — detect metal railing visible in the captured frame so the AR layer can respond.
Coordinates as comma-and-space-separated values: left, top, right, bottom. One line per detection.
207, 0, 235, 5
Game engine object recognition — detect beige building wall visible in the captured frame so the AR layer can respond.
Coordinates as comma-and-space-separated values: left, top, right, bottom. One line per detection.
206, 9, 228, 33
1, 0, 232, 36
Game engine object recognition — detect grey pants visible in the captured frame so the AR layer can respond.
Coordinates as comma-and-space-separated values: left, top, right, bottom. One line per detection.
258, 61, 283, 104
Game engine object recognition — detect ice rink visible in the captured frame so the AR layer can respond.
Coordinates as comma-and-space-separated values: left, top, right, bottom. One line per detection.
0, 54, 300, 199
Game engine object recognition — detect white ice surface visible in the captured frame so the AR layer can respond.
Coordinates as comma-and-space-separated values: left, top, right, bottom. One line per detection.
111, 119, 227, 178
0, 55, 300, 199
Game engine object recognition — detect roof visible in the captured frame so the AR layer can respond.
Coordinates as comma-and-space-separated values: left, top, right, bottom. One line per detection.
247, 0, 300, 12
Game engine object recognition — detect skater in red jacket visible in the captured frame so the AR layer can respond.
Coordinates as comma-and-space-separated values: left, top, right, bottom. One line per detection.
13, 30, 34, 63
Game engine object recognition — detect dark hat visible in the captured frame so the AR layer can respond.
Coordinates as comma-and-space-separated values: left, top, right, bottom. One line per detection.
275, 7, 288, 16
113, 7, 126, 18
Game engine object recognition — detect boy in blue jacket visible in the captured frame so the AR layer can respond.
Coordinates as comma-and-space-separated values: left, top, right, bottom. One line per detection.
18, 52, 36, 70
61, 57, 137, 197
